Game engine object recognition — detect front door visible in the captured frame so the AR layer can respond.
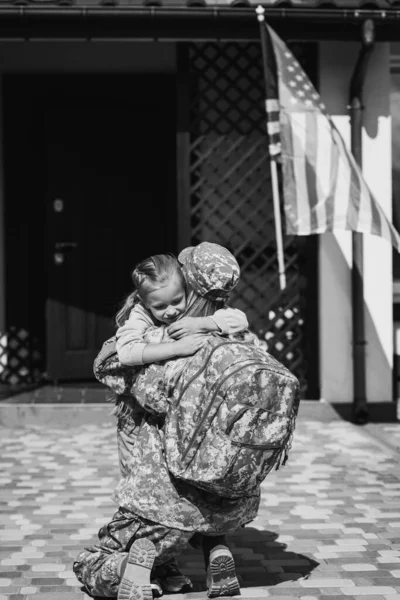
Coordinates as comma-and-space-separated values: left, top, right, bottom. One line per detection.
45, 75, 176, 380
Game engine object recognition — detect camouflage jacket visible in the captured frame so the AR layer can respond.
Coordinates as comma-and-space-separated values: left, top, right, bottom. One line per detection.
113, 330, 266, 532
113, 330, 299, 531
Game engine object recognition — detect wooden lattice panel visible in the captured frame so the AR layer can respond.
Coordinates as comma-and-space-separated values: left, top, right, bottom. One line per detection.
0, 326, 43, 385
186, 42, 317, 396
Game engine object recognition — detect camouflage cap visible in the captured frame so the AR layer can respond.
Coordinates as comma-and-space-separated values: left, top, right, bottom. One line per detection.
178, 242, 240, 301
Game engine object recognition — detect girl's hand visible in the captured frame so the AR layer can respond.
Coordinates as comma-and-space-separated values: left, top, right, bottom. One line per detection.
167, 317, 204, 339
173, 334, 208, 357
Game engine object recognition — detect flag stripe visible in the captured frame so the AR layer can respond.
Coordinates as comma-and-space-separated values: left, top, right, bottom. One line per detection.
267, 121, 280, 135
358, 172, 374, 233
314, 114, 332, 231
324, 131, 340, 230
266, 99, 279, 112
281, 113, 298, 234
305, 111, 319, 232
370, 196, 383, 237
331, 149, 351, 230
290, 112, 310, 234
376, 204, 389, 240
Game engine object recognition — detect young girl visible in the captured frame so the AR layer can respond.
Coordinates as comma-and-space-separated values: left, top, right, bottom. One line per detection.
115, 250, 248, 368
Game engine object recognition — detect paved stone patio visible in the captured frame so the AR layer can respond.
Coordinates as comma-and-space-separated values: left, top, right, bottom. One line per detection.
1, 401, 400, 600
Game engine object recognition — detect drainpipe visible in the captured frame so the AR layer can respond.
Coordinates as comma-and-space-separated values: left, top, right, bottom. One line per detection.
349, 19, 374, 425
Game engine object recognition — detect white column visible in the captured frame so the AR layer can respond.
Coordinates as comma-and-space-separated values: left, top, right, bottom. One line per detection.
0, 75, 6, 377
362, 43, 392, 402
319, 42, 393, 403
0, 75, 5, 332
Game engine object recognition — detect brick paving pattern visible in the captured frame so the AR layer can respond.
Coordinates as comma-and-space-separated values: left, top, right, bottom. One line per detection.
364, 423, 400, 454
1, 409, 400, 600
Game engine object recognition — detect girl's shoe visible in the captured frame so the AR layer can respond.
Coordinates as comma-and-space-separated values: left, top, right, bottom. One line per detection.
206, 545, 240, 598
153, 559, 193, 594
118, 539, 156, 600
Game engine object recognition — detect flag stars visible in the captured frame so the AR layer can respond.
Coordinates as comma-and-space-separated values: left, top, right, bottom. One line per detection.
280, 39, 330, 114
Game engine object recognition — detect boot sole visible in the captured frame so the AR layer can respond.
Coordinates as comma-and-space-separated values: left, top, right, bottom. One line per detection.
207, 549, 241, 598
118, 539, 156, 600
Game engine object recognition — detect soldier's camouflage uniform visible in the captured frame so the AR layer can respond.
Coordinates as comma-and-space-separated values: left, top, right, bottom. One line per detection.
74, 333, 262, 597
73, 243, 266, 597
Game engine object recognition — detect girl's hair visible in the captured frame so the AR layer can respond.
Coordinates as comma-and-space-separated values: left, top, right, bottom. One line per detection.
115, 254, 185, 327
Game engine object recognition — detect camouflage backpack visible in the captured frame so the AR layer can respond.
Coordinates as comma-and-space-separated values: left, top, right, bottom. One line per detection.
133, 334, 300, 499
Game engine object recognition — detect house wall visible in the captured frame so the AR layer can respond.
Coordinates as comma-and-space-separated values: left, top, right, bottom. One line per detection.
2, 38, 390, 396
319, 42, 393, 403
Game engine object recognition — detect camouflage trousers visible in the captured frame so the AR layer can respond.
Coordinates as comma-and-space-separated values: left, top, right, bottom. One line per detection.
73, 507, 193, 598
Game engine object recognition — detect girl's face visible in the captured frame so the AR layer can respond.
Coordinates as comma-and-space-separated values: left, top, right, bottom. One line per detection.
143, 274, 187, 324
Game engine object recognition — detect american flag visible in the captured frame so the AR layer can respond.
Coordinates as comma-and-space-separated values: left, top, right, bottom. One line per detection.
263, 22, 400, 251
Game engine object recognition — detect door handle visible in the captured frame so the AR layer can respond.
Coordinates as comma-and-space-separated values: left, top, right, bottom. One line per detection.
55, 242, 78, 251
54, 252, 64, 266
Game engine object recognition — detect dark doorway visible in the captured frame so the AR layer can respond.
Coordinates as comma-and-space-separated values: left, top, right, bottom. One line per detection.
4, 74, 177, 381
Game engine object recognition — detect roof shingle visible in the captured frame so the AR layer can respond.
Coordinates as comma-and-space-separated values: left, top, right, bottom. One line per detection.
0, 0, 394, 7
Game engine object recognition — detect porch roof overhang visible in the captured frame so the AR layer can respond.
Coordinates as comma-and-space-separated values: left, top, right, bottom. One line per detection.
0, 4, 400, 41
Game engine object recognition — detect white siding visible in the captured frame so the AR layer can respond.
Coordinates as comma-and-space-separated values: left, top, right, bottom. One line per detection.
319, 41, 393, 403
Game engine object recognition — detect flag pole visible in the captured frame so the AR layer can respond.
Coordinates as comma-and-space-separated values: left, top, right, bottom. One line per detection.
256, 5, 286, 292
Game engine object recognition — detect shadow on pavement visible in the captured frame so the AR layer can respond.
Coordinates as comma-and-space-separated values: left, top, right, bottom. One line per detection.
86, 527, 319, 598
228, 527, 319, 590
174, 527, 318, 592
